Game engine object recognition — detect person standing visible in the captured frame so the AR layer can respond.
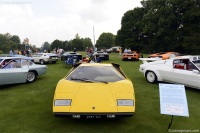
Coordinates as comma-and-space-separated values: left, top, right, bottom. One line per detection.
119, 48, 122, 57
26, 49, 29, 57
73, 48, 77, 52
9, 49, 13, 55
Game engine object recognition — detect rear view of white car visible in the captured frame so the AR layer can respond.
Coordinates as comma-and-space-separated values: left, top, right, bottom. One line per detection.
32, 53, 59, 64
139, 57, 200, 89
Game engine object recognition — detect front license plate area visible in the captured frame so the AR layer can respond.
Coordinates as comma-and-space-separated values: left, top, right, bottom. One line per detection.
128, 57, 131, 59
86, 115, 101, 119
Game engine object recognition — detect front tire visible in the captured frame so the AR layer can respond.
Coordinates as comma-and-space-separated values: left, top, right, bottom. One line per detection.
40, 59, 45, 65
27, 71, 37, 83
145, 71, 157, 83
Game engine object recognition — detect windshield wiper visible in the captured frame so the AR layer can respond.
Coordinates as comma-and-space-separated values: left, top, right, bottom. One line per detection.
70, 78, 108, 84
93, 80, 108, 84
70, 78, 94, 83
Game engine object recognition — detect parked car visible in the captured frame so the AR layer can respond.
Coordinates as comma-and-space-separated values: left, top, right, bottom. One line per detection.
0, 58, 47, 85
148, 52, 183, 60
0, 54, 34, 62
111, 46, 122, 53
32, 53, 59, 64
53, 63, 135, 118
139, 57, 200, 89
182, 55, 200, 62
93, 51, 109, 60
105, 48, 112, 53
60, 52, 82, 61
122, 51, 139, 61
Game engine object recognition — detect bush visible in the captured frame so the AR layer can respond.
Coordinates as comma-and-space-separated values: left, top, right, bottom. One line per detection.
0, 50, 4, 54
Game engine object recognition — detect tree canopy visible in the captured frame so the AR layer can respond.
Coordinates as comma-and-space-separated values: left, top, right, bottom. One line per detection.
0, 33, 22, 53
95, 32, 115, 50
116, 0, 200, 54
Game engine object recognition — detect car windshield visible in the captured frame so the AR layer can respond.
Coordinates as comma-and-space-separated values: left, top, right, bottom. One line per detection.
192, 60, 200, 69
125, 52, 133, 54
67, 66, 125, 82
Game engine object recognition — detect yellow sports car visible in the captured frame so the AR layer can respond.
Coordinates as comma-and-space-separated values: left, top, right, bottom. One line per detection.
53, 63, 135, 118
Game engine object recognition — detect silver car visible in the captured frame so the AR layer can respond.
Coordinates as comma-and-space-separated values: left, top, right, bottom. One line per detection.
32, 53, 59, 64
0, 57, 47, 85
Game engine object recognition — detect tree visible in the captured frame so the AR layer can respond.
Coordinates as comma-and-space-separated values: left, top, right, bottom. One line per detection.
82, 38, 93, 49
0, 33, 18, 53
64, 40, 72, 51
180, 0, 200, 54
95, 32, 115, 50
10, 35, 21, 50
72, 38, 83, 51
75, 33, 80, 39
116, 8, 145, 51
116, 0, 200, 54
51, 39, 63, 50
41, 42, 50, 51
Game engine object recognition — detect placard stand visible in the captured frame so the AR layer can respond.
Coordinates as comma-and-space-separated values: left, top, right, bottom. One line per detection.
168, 115, 174, 131
159, 83, 189, 131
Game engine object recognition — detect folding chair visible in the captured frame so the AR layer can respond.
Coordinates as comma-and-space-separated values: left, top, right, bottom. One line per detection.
64, 56, 78, 67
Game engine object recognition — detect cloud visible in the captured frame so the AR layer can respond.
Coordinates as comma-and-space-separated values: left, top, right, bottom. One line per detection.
0, 0, 142, 47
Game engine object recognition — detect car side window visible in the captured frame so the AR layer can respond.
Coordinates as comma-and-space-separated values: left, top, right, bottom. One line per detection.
3, 59, 21, 69
173, 59, 190, 70
22, 59, 33, 67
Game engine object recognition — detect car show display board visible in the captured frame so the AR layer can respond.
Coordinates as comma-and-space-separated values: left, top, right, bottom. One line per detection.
159, 83, 189, 117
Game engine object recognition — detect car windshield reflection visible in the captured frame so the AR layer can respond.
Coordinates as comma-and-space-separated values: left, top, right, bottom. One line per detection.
67, 66, 124, 82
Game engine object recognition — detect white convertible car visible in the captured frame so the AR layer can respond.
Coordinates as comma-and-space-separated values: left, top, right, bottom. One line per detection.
139, 57, 200, 89
0, 57, 47, 85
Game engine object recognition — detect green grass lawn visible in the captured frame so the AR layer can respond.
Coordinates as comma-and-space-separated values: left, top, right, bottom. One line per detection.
0, 52, 199, 133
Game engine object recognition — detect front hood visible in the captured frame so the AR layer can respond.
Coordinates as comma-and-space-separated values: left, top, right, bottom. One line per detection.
70, 84, 117, 112
55, 79, 134, 112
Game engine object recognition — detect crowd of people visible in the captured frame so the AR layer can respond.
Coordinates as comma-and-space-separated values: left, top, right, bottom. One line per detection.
7, 46, 143, 64
9, 49, 32, 57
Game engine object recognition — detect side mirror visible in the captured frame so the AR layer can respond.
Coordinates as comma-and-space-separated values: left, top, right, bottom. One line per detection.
192, 69, 200, 74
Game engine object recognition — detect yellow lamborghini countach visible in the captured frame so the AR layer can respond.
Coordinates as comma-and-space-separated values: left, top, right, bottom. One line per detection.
53, 63, 135, 118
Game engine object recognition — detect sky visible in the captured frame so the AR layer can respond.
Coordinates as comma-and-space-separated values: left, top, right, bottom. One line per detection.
0, 0, 142, 47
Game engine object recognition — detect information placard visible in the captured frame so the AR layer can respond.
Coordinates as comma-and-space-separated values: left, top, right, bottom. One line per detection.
159, 83, 189, 117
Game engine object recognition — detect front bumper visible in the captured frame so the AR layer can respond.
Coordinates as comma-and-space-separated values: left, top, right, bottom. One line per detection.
54, 112, 134, 118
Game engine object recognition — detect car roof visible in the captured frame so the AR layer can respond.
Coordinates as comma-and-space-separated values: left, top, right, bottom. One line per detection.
0, 57, 23, 60
165, 56, 191, 61
34, 53, 57, 55
79, 63, 112, 67
64, 52, 80, 54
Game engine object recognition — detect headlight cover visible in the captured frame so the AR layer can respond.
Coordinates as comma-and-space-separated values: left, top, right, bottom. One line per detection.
54, 99, 71, 106
117, 99, 134, 106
